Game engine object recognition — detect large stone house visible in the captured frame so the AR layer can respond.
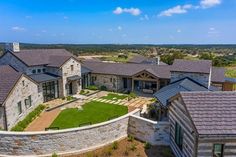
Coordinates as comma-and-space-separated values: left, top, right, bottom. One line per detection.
0, 43, 82, 102
0, 65, 42, 130
168, 92, 236, 157
82, 59, 233, 93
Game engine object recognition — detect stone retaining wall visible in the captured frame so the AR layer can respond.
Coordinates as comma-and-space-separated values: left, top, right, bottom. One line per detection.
128, 115, 170, 146
0, 109, 140, 156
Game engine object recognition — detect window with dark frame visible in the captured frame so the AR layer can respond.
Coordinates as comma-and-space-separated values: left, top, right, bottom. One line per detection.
213, 144, 224, 157
71, 65, 74, 71
32, 69, 36, 74
17, 101, 22, 115
175, 122, 183, 150
25, 95, 32, 109
37, 69, 41, 73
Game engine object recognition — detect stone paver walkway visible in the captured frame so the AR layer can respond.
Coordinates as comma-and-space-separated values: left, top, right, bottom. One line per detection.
25, 108, 60, 131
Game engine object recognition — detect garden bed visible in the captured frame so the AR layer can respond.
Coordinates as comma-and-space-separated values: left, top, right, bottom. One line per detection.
50, 101, 128, 129
68, 137, 174, 157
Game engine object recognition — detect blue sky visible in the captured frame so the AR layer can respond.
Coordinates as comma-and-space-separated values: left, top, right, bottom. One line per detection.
0, 0, 236, 44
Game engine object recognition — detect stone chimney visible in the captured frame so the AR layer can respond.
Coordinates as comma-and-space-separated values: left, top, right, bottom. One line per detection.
155, 56, 160, 65
5, 42, 20, 53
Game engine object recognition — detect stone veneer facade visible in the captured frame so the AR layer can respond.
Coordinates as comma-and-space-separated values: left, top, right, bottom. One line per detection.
91, 74, 124, 91
171, 71, 211, 88
60, 57, 82, 96
0, 75, 43, 130
128, 115, 170, 145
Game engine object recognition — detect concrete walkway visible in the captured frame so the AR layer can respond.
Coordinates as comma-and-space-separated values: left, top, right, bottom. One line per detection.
25, 108, 60, 131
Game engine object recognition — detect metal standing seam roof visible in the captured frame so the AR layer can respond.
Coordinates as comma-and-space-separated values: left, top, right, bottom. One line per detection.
179, 91, 236, 135
82, 60, 172, 79
29, 73, 60, 83
0, 65, 22, 104
171, 59, 212, 74
9, 49, 74, 67
154, 78, 209, 107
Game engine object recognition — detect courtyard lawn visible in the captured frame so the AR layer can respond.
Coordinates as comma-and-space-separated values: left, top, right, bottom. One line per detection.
102, 93, 128, 100
50, 101, 128, 129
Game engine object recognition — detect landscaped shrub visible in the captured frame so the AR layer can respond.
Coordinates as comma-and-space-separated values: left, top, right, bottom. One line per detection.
11, 104, 46, 131
130, 144, 137, 151
52, 152, 58, 157
128, 92, 137, 101
66, 96, 75, 101
144, 142, 151, 149
100, 85, 107, 91
127, 135, 134, 142
87, 85, 99, 90
80, 90, 90, 95
111, 141, 118, 150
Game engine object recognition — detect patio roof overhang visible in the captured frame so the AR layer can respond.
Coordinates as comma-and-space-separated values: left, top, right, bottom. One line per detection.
67, 75, 81, 81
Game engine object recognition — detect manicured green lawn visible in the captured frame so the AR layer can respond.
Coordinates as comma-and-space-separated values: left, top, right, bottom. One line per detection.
101, 93, 128, 100
50, 101, 128, 129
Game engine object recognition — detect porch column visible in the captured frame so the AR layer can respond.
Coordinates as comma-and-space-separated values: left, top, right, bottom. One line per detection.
132, 78, 134, 91
157, 79, 160, 91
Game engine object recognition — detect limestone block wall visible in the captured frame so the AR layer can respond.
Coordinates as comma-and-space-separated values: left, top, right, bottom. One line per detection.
91, 74, 122, 91
128, 115, 170, 146
3, 76, 43, 130
61, 58, 82, 96
0, 109, 140, 156
171, 71, 210, 87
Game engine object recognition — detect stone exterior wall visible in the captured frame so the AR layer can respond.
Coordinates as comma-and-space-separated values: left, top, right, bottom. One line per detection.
171, 71, 210, 87
128, 115, 170, 146
91, 74, 123, 91
0, 110, 140, 156
3, 75, 43, 130
61, 58, 82, 96
0, 52, 28, 72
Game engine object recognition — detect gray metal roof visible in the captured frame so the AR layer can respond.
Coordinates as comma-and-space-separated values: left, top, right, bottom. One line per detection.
29, 73, 60, 83
225, 77, 236, 83
172, 59, 212, 74
0, 65, 22, 104
81, 66, 91, 74
179, 91, 236, 135
154, 78, 209, 107
9, 49, 73, 67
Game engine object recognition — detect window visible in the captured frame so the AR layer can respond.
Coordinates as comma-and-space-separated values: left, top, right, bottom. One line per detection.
175, 122, 183, 150
71, 65, 74, 71
37, 69, 41, 73
43, 69, 46, 73
25, 96, 32, 109
32, 70, 36, 74
22, 80, 25, 86
110, 78, 112, 83
17, 102, 22, 115
213, 144, 224, 157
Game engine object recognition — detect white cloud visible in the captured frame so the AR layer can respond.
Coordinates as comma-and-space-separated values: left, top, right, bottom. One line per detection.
41, 30, 47, 33
25, 15, 32, 19
140, 14, 149, 21
200, 0, 221, 8
117, 26, 122, 31
113, 7, 141, 16
63, 16, 69, 20
159, 4, 193, 17
177, 29, 182, 33
11, 26, 25, 31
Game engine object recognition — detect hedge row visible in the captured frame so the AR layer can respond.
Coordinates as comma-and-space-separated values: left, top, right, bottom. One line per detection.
11, 104, 46, 131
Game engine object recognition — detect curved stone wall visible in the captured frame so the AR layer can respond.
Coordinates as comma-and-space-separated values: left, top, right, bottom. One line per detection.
0, 109, 140, 156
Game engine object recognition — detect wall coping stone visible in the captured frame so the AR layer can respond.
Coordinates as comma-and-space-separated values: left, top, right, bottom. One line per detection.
0, 109, 140, 136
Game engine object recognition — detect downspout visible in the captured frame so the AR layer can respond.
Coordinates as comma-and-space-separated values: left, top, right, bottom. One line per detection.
3, 105, 8, 131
